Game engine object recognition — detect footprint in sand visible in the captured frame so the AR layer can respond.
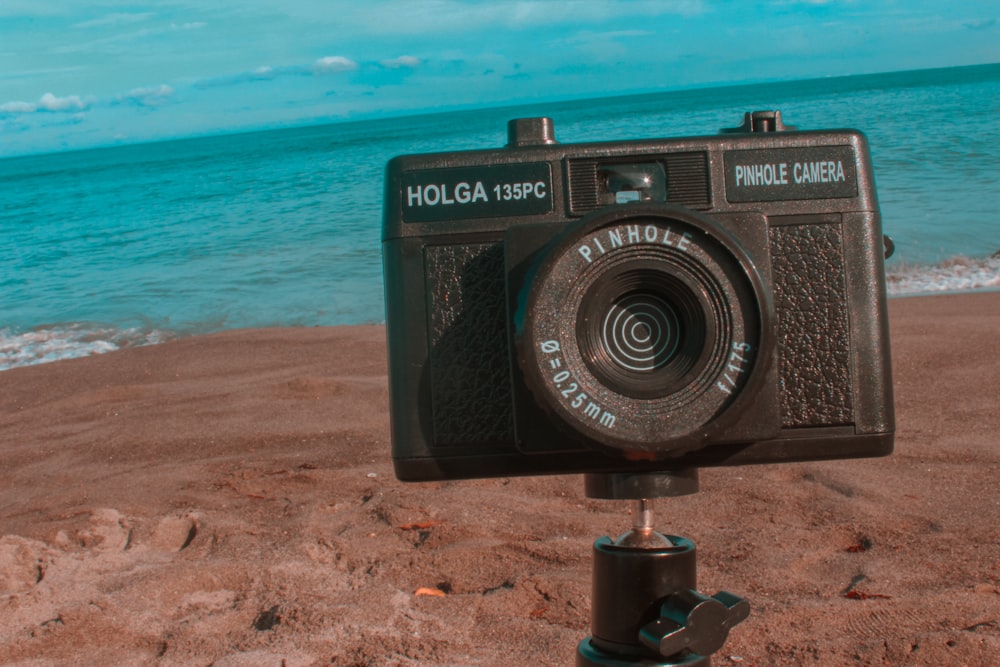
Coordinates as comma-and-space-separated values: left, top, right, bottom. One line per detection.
150, 514, 200, 552
0, 535, 51, 594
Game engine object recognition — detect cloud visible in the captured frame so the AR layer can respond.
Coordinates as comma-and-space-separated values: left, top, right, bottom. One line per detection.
194, 55, 361, 90
0, 100, 36, 113
194, 53, 417, 92
561, 29, 654, 43
1, 93, 89, 114
73, 12, 155, 29
314, 56, 359, 73
341, 1, 705, 34
963, 18, 996, 30
38, 93, 86, 111
118, 84, 175, 107
380, 55, 421, 69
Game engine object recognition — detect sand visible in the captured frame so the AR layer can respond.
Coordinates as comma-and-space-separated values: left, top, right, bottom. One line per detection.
1, 293, 998, 666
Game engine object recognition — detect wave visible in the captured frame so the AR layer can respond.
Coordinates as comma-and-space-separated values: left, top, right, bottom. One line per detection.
886, 255, 1000, 296
0, 324, 174, 372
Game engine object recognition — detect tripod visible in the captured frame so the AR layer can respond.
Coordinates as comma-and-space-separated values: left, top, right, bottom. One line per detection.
576, 469, 749, 667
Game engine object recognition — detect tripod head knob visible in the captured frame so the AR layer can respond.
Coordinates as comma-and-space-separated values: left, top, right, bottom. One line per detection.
639, 590, 750, 659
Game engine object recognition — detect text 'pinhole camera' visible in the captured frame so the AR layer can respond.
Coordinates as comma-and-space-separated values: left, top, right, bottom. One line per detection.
382, 112, 894, 482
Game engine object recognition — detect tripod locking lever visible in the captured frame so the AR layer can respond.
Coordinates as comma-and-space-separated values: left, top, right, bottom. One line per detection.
638, 589, 750, 659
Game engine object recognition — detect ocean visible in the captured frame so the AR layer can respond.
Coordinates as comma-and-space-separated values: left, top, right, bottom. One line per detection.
2, 63, 998, 370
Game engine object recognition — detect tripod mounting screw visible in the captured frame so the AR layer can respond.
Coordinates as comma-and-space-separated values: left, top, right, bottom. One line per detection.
639, 590, 750, 658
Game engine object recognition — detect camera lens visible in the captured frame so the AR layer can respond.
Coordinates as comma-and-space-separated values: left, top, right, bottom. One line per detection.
601, 291, 681, 372
515, 205, 768, 457
578, 265, 708, 400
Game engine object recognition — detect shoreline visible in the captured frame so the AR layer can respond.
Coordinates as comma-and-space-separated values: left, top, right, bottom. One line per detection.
2, 292, 999, 665
4, 282, 1000, 373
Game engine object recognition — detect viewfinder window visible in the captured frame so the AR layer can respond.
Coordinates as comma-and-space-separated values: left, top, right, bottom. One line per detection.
598, 162, 667, 205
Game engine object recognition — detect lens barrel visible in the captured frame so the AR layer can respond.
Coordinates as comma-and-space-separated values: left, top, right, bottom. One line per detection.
516, 205, 767, 457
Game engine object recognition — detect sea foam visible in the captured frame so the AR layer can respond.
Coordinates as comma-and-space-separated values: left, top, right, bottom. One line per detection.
0, 325, 172, 371
886, 255, 1000, 296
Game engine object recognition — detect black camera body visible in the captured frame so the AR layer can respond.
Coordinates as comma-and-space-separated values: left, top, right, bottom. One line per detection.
382, 112, 893, 482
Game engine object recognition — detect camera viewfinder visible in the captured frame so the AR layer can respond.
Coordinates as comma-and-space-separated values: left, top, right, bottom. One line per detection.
598, 163, 667, 205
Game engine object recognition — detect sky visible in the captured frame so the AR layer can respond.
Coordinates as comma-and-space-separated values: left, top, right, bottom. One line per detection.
1, 0, 997, 157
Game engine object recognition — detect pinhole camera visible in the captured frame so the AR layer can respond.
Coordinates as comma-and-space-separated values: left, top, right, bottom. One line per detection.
382, 112, 894, 482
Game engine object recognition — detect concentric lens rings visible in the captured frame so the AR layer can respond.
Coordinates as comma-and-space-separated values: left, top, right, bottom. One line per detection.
601, 292, 680, 372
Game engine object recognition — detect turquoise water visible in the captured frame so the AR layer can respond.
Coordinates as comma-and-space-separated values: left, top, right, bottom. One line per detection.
2, 63, 998, 369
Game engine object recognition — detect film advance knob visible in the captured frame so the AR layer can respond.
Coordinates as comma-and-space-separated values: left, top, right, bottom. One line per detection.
638, 589, 750, 658
506, 117, 557, 146
722, 110, 797, 133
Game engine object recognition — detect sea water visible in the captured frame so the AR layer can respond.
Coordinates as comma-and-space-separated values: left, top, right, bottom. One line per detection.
2, 63, 998, 370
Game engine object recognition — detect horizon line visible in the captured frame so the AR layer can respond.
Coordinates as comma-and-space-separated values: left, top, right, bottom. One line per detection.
4, 60, 998, 161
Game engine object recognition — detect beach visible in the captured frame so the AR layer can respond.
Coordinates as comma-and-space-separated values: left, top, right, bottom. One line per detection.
1, 292, 998, 666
